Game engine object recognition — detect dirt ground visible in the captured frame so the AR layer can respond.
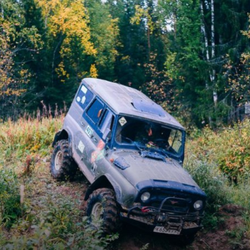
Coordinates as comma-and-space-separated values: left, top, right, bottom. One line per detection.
109, 204, 250, 250
56, 175, 250, 250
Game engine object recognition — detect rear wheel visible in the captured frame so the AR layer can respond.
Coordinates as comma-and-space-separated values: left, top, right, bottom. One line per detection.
50, 139, 77, 180
85, 188, 120, 234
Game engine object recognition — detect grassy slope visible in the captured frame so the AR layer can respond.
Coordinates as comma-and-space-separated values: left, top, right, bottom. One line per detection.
0, 116, 117, 249
0, 116, 250, 249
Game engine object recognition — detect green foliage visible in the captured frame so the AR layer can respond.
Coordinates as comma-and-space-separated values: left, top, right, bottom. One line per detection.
185, 160, 229, 213
0, 116, 118, 249
185, 158, 229, 229
158, 0, 250, 127
14, 195, 118, 249
188, 119, 250, 180
185, 120, 250, 230
0, 0, 42, 119
85, 0, 119, 80
1, 201, 118, 249
0, 169, 22, 228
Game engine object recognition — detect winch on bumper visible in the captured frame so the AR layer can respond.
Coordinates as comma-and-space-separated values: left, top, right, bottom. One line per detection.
120, 196, 204, 235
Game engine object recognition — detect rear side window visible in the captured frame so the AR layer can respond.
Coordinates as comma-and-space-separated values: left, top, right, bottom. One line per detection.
76, 83, 94, 110
86, 98, 104, 124
168, 130, 183, 154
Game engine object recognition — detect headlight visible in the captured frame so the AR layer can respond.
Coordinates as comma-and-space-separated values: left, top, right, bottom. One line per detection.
141, 192, 150, 202
193, 200, 203, 210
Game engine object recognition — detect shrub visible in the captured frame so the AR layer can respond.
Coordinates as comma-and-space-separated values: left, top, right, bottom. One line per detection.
0, 219, 118, 249
187, 119, 250, 181
186, 162, 230, 228
185, 124, 250, 230
0, 193, 118, 249
185, 160, 230, 214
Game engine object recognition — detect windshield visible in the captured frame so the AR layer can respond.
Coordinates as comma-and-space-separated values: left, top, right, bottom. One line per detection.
115, 116, 184, 157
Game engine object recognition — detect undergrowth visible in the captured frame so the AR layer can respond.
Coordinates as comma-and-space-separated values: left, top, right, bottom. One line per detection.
0, 116, 118, 249
185, 119, 250, 234
1, 116, 250, 248
0, 116, 64, 169
0, 169, 22, 229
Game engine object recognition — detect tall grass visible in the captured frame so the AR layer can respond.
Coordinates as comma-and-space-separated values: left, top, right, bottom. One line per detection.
0, 169, 22, 229
0, 116, 118, 249
0, 116, 64, 168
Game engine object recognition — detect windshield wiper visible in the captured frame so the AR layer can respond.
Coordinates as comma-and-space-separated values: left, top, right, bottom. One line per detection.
133, 142, 170, 162
148, 147, 170, 159
140, 150, 166, 162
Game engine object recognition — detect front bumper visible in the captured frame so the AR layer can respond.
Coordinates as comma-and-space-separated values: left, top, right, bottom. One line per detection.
120, 197, 204, 235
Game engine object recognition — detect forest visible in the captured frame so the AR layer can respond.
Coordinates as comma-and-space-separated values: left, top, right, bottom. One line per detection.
1, 1, 250, 249
1, 0, 250, 127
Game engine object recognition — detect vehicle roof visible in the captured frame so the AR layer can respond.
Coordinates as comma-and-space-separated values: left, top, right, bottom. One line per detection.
82, 78, 184, 130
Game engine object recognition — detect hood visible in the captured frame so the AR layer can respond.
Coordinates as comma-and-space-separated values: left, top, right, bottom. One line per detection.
110, 149, 199, 189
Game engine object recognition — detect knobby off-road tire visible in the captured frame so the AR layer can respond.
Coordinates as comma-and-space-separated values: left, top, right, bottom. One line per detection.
50, 139, 77, 180
85, 188, 120, 234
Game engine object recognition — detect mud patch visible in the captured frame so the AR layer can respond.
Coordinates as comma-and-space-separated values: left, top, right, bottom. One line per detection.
192, 204, 250, 250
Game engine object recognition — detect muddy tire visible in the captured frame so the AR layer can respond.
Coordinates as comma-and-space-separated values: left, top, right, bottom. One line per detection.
50, 139, 77, 180
85, 188, 120, 234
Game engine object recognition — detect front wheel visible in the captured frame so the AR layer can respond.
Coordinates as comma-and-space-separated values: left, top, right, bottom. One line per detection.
50, 139, 77, 180
85, 188, 120, 234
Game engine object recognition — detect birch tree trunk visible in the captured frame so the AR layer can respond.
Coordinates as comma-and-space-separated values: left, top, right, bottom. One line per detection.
210, 0, 218, 106
200, 1, 209, 88
200, 0, 218, 124
201, 0, 212, 124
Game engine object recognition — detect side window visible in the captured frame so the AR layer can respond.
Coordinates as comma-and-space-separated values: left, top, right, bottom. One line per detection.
168, 130, 183, 153
76, 83, 94, 110
86, 98, 104, 124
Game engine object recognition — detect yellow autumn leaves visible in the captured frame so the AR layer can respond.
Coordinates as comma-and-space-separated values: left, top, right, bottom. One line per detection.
36, 0, 97, 79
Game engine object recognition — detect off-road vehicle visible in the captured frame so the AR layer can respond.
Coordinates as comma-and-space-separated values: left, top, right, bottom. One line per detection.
51, 78, 206, 238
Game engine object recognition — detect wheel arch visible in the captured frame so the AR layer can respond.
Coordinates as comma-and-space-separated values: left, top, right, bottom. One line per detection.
52, 129, 70, 147
84, 175, 122, 204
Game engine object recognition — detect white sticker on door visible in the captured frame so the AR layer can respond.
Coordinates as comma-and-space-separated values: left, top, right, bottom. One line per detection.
78, 141, 85, 153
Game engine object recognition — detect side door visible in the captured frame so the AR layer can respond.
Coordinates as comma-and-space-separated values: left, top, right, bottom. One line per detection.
74, 96, 114, 181
93, 108, 115, 177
